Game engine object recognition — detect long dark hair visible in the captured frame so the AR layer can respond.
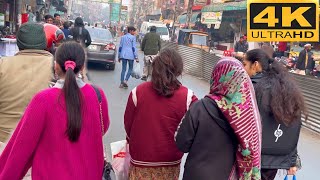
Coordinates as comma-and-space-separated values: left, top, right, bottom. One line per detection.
55, 41, 85, 142
151, 48, 183, 97
74, 17, 84, 27
246, 49, 307, 126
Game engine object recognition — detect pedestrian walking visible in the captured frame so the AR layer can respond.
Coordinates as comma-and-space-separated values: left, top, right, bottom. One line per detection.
70, 17, 92, 48
243, 49, 306, 180
296, 44, 315, 75
0, 23, 53, 144
70, 17, 92, 82
0, 41, 110, 180
118, 26, 139, 88
234, 36, 248, 53
62, 21, 71, 39
175, 58, 262, 180
140, 26, 161, 81
124, 49, 197, 180
44, 14, 54, 24
277, 42, 288, 57
53, 13, 63, 29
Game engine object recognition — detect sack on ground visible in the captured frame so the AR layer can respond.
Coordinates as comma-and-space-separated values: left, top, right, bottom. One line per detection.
131, 63, 141, 79
111, 140, 131, 180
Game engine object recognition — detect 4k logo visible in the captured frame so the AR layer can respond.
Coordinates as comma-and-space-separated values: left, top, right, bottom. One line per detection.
247, 0, 319, 42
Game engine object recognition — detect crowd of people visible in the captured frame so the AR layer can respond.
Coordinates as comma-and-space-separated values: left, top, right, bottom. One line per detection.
0, 23, 305, 180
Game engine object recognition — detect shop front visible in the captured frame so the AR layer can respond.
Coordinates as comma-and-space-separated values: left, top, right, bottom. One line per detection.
201, 0, 260, 52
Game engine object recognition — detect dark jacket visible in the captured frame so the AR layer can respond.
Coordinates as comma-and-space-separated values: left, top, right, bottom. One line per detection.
252, 74, 301, 170
175, 97, 237, 180
70, 27, 92, 47
234, 41, 248, 53
141, 32, 161, 55
62, 29, 70, 39
296, 50, 315, 70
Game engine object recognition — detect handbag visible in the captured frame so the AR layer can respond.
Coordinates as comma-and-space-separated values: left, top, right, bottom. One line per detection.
91, 85, 115, 180
284, 175, 297, 180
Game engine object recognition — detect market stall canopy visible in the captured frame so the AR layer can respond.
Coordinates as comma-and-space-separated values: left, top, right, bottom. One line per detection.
202, 0, 247, 12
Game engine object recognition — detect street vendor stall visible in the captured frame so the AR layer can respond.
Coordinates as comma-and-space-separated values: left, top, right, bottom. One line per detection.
201, 0, 259, 54
0, 38, 18, 57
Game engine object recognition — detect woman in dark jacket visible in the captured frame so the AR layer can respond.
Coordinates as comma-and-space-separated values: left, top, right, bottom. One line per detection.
70, 17, 91, 48
176, 58, 262, 180
243, 49, 306, 180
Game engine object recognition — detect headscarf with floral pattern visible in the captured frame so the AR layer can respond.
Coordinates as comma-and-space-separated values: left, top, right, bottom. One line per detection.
208, 57, 262, 180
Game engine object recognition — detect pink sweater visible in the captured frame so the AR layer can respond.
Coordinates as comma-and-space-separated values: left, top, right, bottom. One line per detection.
0, 84, 110, 180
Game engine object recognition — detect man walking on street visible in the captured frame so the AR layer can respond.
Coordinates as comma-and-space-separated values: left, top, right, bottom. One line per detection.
54, 13, 63, 29
296, 44, 315, 76
141, 26, 161, 81
234, 36, 248, 53
118, 26, 139, 88
0, 23, 53, 145
44, 14, 54, 24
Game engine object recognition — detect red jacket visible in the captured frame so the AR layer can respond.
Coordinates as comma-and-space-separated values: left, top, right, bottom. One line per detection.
124, 82, 197, 167
278, 42, 287, 52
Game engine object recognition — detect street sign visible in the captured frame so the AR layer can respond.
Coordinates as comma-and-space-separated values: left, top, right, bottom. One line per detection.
247, 0, 319, 42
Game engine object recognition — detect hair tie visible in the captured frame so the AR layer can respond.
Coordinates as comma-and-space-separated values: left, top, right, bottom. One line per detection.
65, 60, 76, 71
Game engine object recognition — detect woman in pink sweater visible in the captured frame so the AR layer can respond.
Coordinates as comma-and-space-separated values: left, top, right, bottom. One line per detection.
0, 41, 110, 180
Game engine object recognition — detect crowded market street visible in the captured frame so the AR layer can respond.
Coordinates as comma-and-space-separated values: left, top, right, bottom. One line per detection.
87, 43, 320, 180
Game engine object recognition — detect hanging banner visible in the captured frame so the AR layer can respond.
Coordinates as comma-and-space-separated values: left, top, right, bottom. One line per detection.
110, 3, 121, 22
201, 11, 223, 24
0, 14, 5, 26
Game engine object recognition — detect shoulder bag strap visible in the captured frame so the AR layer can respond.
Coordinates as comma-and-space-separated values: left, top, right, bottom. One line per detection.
92, 85, 103, 134
132, 87, 137, 107
91, 85, 107, 158
187, 89, 193, 111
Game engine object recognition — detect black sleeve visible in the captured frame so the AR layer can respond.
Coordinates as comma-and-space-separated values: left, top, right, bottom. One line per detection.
290, 148, 298, 167
175, 107, 199, 153
85, 29, 92, 47
158, 36, 161, 51
141, 34, 146, 51
234, 42, 239, 52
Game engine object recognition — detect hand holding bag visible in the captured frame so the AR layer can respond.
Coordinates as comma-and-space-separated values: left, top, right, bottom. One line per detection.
92, 85, 115, 180
131, 63, 141, 79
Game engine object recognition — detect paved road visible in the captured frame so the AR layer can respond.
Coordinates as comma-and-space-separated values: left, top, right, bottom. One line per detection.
87, 45, 320, 179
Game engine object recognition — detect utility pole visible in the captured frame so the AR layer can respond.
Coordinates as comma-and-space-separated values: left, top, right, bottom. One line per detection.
67, 0, 74, 18
186, 0, 194, 29
15, 0, 22, 31
171, 0, 179, 40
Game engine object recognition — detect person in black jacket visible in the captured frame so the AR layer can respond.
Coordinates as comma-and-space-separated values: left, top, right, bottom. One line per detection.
296, 44, 315, 76
70, 17, 92, 82
70, 17, 92, 48
176, 58, 262, 180
243, 49, 306, 180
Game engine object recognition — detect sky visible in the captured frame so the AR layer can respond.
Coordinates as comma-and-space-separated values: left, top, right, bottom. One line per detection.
122, 0, 130, 5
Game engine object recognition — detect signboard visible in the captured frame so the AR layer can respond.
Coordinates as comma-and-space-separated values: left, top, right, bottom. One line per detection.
201, 11, 222, 24
0, 14, 4, 26
110, 3, 121, 22
120, 11, 128, 22
121, 6, 128, 11
194, 0, 207, 5
247, 0, 319, 42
